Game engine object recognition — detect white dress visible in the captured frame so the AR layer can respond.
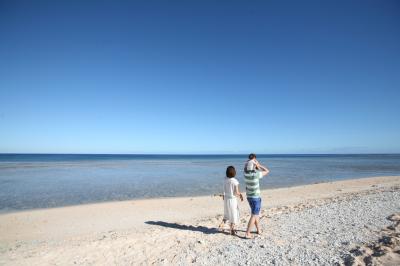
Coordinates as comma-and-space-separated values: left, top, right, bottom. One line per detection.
223, 177, 240, 224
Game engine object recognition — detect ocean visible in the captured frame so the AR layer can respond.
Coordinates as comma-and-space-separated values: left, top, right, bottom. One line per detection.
1, 154, 400, 213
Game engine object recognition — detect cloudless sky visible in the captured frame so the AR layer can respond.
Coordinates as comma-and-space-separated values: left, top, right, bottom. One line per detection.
0, 0, 399, 154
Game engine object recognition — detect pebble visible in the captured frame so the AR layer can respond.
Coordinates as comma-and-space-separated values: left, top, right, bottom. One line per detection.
388, 213, 400, 222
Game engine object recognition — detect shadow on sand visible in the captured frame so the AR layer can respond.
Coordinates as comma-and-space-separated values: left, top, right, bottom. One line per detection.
145, 221, 221, 235
145, 221, 248, 239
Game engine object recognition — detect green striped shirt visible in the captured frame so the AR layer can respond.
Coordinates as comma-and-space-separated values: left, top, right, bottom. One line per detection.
244, 171, 263, 198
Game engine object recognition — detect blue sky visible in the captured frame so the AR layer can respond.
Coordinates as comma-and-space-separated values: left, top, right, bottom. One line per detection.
0, 0, 399, 154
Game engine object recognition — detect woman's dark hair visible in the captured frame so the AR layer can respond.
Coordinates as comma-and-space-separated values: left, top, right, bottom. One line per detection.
226, 166, 236, 178
248, 153, 256, 160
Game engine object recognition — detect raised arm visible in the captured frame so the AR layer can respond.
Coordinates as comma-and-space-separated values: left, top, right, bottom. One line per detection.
255, 162, 270, 177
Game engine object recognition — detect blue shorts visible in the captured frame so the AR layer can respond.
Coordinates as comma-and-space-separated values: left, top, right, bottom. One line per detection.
247, 197, 262, 215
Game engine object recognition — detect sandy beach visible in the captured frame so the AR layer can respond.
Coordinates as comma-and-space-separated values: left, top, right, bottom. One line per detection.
1, 175, 399, 265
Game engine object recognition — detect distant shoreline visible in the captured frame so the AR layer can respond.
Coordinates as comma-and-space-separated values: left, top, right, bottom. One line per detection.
2, 154, 400, 213
1, 175, 399, 215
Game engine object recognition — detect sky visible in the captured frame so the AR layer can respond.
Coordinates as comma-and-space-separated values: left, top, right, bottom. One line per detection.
0, 0, 399, 154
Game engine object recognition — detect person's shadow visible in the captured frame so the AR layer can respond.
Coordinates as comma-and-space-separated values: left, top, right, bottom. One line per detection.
145, 221, 247, 238
145, 221, 222, 235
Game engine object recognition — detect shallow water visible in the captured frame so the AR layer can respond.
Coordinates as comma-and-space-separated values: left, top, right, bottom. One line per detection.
0, 154, 399, 212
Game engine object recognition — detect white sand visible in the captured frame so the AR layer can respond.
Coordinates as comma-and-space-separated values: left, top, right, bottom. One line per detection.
0, 176, 399, 265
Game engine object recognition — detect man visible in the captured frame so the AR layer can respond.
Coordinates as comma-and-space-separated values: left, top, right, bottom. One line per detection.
244, 153, 269, 239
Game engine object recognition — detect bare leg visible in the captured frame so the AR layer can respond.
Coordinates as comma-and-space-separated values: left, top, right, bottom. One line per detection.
230, 223, 237, 235
254, 216, 261, 234
218, 219, 226, 231
245, 215, 256, 238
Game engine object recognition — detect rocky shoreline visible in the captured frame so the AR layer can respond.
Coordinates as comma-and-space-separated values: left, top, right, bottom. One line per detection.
175, 186, 400, 265
344, 213, 400, 266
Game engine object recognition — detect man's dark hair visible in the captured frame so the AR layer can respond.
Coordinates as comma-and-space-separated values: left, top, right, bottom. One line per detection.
226, 166, 236, 178
248, 153, 256, 160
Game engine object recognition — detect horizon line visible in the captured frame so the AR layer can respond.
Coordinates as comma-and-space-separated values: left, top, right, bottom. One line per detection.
1, 153, 399, 156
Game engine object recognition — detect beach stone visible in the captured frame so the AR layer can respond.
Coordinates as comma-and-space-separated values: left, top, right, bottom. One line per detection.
395, 222, 400, 230
387, 224, 397, 231
363, 255, 373, 266
372, 247, 386, 257
379, 236, 394, 246
349, 247, 363, 256
387, 213, 400, 222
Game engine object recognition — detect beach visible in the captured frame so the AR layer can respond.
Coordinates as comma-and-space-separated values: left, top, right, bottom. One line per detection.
2, 0, 399, 265
1, 175, 399, 265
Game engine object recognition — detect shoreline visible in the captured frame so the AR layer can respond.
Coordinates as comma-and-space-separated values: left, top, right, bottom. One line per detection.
1, 176, 399, 239
1, 174, 398, 216
1, 175, 399, 265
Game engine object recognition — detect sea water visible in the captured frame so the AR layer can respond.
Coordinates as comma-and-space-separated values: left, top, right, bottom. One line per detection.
1, 154, 400, 212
